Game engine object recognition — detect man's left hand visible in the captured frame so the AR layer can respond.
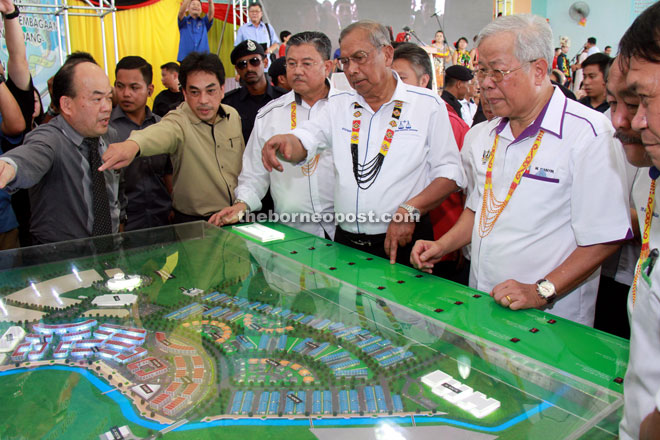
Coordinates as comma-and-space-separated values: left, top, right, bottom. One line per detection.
384, 208, 416, 264
491, 279, 546, 310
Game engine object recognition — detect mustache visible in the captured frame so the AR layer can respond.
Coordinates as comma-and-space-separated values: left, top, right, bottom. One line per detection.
614, 129, 642, 145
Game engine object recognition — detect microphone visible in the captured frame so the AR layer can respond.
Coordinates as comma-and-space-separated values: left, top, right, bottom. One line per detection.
431, 12, 439, 17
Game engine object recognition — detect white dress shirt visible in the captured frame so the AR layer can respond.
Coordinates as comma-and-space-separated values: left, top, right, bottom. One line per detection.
292, 72, 465, 235
620, 167, 660, 440
459, 99, 477, 126
464, 86, 631, 326
235, 88, 336, 239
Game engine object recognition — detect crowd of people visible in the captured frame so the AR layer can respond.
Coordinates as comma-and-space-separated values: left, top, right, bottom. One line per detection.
0, 1, 659, 436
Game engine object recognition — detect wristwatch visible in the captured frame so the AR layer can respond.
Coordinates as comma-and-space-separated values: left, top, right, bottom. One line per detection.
234, 199, 250, 214
399, 203, 420, 221
536, 279, 557, 304
3, 5, 20, 20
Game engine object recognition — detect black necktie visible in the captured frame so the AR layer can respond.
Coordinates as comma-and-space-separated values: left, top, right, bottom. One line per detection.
84, 137, 113, 236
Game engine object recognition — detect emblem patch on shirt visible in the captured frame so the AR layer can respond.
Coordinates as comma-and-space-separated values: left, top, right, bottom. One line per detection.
396, 120, 415, 132
481, 150, 491, 165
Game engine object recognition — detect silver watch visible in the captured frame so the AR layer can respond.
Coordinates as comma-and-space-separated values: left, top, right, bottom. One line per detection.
399, 203, 420, 221
234, 199, 250, 214
536, 279, 557, 304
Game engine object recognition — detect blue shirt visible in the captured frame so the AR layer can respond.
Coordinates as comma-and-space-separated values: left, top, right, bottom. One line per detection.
234, 21, 279, 47
178, 15, 212, 62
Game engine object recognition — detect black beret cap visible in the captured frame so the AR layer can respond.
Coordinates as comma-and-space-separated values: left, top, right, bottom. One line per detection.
230, 39, 265, 65
445, 65, 474, 81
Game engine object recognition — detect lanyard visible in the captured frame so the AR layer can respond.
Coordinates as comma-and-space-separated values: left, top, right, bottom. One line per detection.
350, 100, 404, 189
478, 130, 545, 237
291, 101, 320, 176
632, 178, 656, 305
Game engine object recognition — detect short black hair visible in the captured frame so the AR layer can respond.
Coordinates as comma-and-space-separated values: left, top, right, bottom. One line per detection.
444, 76, 458, 88
280, 30, 291, 41
52, 52, 98, 111
581, 52, 613, 77
269, 57, 287, 87
248, 2, 262, 11
160, 62, 180, 73
587, 37, 597, 45
619, 1, 660, 65
179, 52, 226, 90
605, 45, 612, 51
286, 31, 332, 61
115, 55, 153, 85
393, 42, 432, 89
65, 51, 97, 65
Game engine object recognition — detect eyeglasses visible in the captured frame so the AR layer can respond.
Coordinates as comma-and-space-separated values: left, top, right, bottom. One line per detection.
285, 60, 321, 71
337, 46, 382, 70
475, 59, 538, 83
236, 56, 262, 70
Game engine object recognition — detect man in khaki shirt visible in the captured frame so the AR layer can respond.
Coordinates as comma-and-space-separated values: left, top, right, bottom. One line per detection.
101, 52, 244, 223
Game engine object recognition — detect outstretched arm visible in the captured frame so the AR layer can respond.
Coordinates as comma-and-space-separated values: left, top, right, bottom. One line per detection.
261, 134, 307, 172
206, 0, 214, 22
178, 0, 192, 20
0, 0, 31, 91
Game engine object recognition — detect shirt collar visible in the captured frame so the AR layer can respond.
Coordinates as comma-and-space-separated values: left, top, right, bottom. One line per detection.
247, 21, 264, 29
293, 78, 334, 108
493, 85, 566, 142
53, 115, 85, 147
353, 70, 409, 111
237, 80, 281, 101
109, 105, 158, 125
650, 166, 660, 180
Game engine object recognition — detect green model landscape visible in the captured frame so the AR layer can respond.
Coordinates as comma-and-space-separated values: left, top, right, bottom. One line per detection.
0, 223, 624, 439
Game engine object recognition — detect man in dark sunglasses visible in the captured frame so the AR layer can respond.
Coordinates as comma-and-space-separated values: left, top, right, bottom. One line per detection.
223, 39, 287, 146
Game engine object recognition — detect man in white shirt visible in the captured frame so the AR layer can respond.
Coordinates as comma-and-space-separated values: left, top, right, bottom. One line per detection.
208, 31, 336, 239
410, 14, 631, 326
616, 3, 660, 438
234, 2, 279, 58
585, 37, 600, 56
261, 21, 464, 266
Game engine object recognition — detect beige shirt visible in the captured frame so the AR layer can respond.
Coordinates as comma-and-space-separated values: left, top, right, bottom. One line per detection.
129, 102, 244, 217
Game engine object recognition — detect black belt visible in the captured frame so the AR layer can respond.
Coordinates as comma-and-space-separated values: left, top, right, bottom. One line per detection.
335, 228, 386, 247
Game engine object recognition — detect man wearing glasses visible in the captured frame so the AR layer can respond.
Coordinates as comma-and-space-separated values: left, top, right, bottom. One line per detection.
262, 21, 464, 267
209, 31, 336, 240
410, 14, 631, 326
223, 39, 287, 145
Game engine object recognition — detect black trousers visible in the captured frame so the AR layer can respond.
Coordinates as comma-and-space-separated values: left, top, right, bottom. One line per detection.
334, 215, 433, 267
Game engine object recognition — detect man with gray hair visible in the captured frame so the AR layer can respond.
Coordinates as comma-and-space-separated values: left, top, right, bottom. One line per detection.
209, 31, 336, 239
261, 20, 464, 266
616, 3, 660, 438
411, 14, 631, 326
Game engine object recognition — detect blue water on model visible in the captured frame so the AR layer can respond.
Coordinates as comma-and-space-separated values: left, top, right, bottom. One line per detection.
0, 365, 553, 433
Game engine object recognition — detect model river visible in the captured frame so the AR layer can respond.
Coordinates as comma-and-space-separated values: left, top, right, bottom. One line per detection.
0, 365, 552, 434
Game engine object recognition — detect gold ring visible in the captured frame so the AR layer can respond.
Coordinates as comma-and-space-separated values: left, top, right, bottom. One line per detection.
506, 295, 512, 304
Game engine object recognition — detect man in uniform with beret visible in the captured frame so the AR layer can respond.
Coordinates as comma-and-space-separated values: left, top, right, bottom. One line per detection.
442, 65, 474, 119
223, 39, 287, 144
